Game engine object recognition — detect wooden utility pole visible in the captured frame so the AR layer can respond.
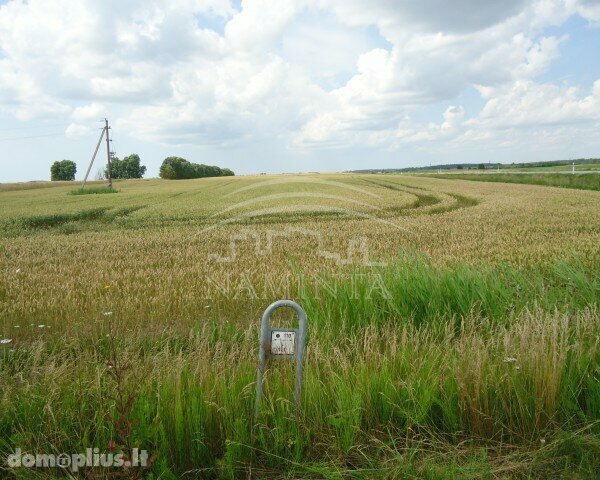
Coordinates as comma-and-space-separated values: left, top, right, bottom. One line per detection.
81, 119, 115, 189
105, 118, 113, 188
81, 127, 106, 189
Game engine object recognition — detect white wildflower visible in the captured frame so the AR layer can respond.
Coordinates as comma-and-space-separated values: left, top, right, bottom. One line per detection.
103, 311, 113, 316
502, 357, 517, 363
0, 338, 12, 344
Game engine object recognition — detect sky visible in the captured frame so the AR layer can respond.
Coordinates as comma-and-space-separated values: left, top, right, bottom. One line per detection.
0, 0, 599, 182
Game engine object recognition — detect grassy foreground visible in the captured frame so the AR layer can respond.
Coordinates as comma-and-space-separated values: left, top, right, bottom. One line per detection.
1, 259, 599, 479
427, 172, 600, 191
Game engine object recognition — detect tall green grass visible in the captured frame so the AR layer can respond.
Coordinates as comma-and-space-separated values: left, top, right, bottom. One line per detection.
298, 258, 598, 333
68, 187, 119, 195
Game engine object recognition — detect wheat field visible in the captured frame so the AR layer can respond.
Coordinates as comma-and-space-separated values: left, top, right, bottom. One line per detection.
1, 174, 599, 479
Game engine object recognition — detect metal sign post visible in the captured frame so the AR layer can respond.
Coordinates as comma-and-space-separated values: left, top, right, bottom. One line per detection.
254, 300, 308, 419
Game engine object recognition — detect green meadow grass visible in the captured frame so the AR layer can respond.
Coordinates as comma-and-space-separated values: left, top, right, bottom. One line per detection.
68, 187, 119, 195
428, 172, 600, 191
503, 162, 600, 172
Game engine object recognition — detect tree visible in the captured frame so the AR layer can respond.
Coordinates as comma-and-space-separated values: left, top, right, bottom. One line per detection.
104, 153, 147, 179
159, 164, 177, 180
159, 157, 189, 179
159, 157, 235, 179
50, 160, 77, 181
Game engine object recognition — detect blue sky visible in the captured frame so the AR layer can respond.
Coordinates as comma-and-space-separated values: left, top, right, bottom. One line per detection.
0, 0, 599, 182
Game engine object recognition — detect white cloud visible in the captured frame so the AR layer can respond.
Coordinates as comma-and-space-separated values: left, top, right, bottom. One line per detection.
382, 79, 600, 152
71, 103, 106, 122
280, 12, 378, 86
65, 123, 92, 138
118, 55, 326, 145
573, 0, 600, 25
474, 79, 600, 127
292, 28, 566, 147
0, 0, 598, 165
225, 0, 300, 50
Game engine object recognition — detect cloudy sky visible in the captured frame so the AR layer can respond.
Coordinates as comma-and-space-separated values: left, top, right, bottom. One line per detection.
0, 0, 599, 181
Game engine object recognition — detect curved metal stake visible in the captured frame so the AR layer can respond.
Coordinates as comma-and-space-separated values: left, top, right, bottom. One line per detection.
254, 300, 308, 420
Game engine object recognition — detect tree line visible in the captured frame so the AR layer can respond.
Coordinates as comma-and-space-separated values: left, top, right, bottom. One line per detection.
159, 157, 234, 179
50, 155, 234, 181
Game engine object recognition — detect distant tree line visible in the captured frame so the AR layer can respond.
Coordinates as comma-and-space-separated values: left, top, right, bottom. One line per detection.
105, 154, 147, 179
349, 163, 501, 173
159, 157, 234, 179
51, 154, 233, 182
50, 160, 77, 181
349, 158, 600, 174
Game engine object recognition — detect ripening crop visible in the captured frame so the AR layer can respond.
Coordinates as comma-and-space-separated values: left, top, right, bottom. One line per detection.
0, 174, 599, 478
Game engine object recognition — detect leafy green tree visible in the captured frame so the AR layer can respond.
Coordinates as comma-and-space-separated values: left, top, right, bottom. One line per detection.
159, 164, 177, 179
105, 153, 147, 179
50, 160, 77, 181
159, 157, 189, 179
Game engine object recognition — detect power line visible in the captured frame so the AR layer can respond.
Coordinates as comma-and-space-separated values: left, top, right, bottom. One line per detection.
0, 132, 64, 142
0, 122, 68, 133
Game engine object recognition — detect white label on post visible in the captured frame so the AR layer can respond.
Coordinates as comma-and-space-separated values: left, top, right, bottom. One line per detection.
270, 330, 295, 355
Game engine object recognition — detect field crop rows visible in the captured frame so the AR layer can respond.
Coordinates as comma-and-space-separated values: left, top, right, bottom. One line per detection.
0, 174, 599, 478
